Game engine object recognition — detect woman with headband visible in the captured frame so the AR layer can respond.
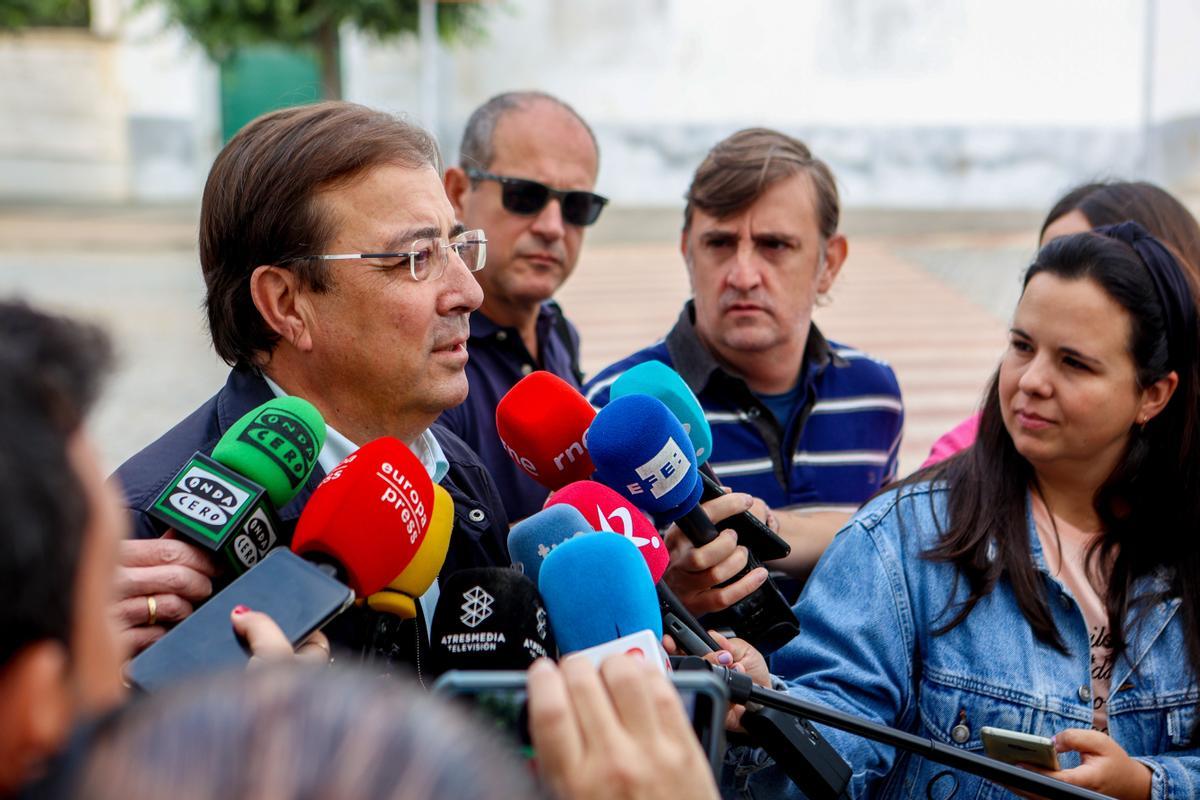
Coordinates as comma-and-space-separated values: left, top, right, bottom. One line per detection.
925, 180, 1200, 466
718, 223, 1200, 799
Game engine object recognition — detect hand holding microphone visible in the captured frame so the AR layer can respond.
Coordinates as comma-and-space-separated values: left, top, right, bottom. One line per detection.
527, 655, 721, 800
126, 436, 435, 691
527, 531, 722, 800
661, 491, 770, 615
113, 534, 221, 654
116, 396, 326, 654
587, 394, 800, 653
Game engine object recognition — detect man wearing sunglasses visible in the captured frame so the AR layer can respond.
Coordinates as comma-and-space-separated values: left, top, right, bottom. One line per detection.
110, 102, 513, 668
440, 91, 606, 522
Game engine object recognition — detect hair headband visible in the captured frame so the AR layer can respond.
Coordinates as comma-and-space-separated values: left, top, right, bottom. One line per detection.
1097, 221, 1197, 369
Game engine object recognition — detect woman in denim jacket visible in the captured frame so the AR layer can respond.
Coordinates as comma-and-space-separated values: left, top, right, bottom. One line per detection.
725, 224, 1200, 799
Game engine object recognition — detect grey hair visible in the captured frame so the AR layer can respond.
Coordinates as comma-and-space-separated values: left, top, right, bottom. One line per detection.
458, 90, 599, 171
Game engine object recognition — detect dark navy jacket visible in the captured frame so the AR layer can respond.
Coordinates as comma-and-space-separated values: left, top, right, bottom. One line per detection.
436, 301, 582, 522
113, 366, 511, 680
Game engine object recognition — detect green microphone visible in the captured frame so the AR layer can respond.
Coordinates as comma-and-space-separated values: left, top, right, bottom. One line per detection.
148, 397, 326, 576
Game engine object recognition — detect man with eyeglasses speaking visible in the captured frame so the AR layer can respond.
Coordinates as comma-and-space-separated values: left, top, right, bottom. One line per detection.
439, 91, 606, 522
112, 102, 513, 669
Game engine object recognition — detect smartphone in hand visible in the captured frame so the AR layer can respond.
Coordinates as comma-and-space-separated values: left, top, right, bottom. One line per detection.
126, 549, 353, 692
981, 726, 1060, 770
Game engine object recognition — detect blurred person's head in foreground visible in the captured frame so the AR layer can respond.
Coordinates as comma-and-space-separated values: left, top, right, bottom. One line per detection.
1040, 180, 1200, 276
77, 665, 541, 800
0, 300, 126, 795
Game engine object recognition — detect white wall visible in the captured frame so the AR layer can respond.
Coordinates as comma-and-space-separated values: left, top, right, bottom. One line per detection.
3, 0, 1199, 206
344, 0, 1193, 208
436, 0, 1145, 128
116, 3, 220, 200
0, 30, 129, 199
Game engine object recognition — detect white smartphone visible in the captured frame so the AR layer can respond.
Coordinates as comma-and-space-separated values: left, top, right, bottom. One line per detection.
980, 726, 1060, 770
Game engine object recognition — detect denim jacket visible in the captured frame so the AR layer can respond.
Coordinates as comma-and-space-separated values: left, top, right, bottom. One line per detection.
735, 481, 1198, 799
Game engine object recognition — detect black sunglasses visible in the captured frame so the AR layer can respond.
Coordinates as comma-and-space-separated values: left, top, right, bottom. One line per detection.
466, 168, 608, 227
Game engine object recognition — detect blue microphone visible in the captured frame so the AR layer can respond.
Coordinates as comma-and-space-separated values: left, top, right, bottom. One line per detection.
610, 362, 789, 561
538, 533, 662, 654
508, 504, 596, 582
588, 393, 800, 654
588, 394, 713, 542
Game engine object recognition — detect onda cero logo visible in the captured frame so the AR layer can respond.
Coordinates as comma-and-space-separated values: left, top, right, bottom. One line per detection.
165, 465, 251, 535
237, 408, 321, 488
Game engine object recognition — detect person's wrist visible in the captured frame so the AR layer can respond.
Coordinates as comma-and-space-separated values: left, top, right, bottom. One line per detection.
1127, 758, 1154, 800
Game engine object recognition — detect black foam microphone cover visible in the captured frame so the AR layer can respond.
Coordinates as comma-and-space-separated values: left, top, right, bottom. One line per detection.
430, 567, 556, 673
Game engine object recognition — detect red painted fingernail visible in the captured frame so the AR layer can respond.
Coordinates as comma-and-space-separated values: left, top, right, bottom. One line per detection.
232, 605, 250, 615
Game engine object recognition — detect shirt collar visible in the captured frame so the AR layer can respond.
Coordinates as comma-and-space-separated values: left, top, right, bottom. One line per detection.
261, 373, 448, 482
469, 303, 559, 340
665, 300, 837, 395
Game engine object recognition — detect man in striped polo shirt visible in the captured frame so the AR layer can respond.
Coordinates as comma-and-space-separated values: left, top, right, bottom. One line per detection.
585, 128, 903, 602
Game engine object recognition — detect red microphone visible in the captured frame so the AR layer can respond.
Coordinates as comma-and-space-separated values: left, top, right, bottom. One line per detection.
495, 371, 596, 490
292, 437, 434, 596
546, 479, 721, 655
546, 480, 669, 581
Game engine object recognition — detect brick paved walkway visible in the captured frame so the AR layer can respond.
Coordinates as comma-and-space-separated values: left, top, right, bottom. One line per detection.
558, 235, 1010, 478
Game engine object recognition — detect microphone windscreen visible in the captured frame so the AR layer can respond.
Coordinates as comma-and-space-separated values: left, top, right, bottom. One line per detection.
211, 396, 326, 507
587, 394, 703, 522
431, 567, 555, 673
545, 480, 669, 582
495, 371, 595, 490
292, 437, 433, 596
538, 533, 662, 654
366, 483, 455, 619
508, 504, 595, 582
611, 361, 713, 466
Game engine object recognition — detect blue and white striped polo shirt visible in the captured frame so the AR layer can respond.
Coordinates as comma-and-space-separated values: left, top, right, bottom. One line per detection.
584, 303, 903, 514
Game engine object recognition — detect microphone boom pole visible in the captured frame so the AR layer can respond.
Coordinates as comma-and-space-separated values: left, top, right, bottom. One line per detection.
677, 659, 1114, 800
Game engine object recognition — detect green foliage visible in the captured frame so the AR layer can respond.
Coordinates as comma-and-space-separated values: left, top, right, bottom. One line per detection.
0, 0, 90, 30
152, 0, 486, 62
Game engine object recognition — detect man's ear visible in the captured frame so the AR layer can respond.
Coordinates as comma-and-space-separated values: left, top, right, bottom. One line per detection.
250, 265, 314, 353
817, 234, 848, 294
680, 228, 697, 294
0, 641, 73, 791
445, 167, 470, 218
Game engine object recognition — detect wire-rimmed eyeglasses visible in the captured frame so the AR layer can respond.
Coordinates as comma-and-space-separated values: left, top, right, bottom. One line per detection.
298, 228, 487, 282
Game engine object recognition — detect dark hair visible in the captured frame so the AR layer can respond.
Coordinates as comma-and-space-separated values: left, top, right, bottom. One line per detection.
1042, 180, 1200, 280
0, 299, 112, 666
458, 90, 598, 171
920, 232, 1200, 688
79, 665, 544, 800
683, 128, 839, 239
201, 101, 441, 368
